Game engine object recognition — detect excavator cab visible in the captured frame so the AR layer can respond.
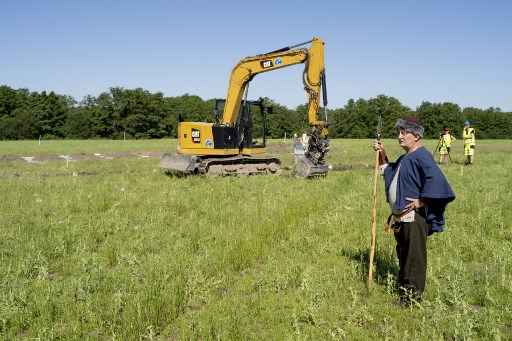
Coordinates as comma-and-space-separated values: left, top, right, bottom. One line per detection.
212, 97, 269, 149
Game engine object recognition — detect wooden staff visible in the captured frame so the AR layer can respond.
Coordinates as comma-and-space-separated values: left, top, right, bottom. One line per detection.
368, 148, 379, 288
368, 115, 382, 289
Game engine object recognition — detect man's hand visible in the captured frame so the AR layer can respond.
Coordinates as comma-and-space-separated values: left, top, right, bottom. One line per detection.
405, 197, 424, 211
373, 141, 389, 165
373, 141, 384, 152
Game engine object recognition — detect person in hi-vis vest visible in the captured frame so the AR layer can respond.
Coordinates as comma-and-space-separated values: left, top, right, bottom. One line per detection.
463, 121, 476, 165
438, 127, 455, 164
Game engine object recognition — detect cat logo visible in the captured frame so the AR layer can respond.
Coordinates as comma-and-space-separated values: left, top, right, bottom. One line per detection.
191, 128, 201, 143
260, 60, 273, 68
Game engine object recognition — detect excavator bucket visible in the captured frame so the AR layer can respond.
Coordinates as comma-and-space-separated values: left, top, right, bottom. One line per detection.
294, 154, 329, 178
160, 153, 200, 175
293, 138, 329, 177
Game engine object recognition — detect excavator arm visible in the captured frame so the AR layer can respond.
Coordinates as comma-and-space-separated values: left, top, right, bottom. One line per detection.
222, 37, 328, 130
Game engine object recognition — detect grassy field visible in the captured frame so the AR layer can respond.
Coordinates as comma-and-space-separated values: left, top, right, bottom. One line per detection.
1, 138, 511, 340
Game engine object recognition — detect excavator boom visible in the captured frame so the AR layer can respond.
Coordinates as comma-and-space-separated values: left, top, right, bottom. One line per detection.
222, 37, 327, 129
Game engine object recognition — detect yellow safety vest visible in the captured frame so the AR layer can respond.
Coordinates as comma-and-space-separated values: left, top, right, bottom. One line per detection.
442, 133, 455, 147
463, 128, 475, 145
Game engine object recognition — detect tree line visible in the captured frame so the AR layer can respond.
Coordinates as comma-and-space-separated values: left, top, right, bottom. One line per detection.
1, 85, 511, 140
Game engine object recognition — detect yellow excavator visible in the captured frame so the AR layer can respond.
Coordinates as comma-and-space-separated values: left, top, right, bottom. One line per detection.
160, 37, 330, 177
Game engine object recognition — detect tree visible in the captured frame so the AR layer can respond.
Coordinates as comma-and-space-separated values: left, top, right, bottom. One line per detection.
32, 91, 73, 138
0, 84, 511, 140
0, 115, 16, 139
417, 102, 462, 138
62, 107, 95, 139
330, 95, 410, 138
367, 95, 411, 138
12, 108, 39, 139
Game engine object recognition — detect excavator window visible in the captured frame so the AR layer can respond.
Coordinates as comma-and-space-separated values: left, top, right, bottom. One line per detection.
213, 99, 225, 124
248, 100, 267, 148
212, 98, 269, 148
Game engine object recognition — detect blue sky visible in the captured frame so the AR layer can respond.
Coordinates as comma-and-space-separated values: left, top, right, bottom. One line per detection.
2, 0, 511, 111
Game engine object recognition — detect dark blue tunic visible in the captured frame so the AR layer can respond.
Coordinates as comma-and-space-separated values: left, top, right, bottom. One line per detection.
383, 146, 455, 233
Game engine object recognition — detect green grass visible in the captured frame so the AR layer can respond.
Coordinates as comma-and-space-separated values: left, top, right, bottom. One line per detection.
0, 139, 176, 156
1, 139, 511, 340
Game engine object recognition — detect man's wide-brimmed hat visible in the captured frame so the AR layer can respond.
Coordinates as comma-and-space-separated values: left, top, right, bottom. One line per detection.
395, 117, 424, 138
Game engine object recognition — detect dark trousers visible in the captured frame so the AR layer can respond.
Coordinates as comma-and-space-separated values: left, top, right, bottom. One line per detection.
393, 210, 429, 297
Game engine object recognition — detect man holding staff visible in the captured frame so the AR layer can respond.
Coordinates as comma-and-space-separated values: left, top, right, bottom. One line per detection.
373, 117, 455, 305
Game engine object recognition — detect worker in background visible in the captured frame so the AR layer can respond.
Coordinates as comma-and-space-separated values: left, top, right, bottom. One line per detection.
463, 120, 476, 165
438, 127, 455, 164
373, 117, 455, 305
